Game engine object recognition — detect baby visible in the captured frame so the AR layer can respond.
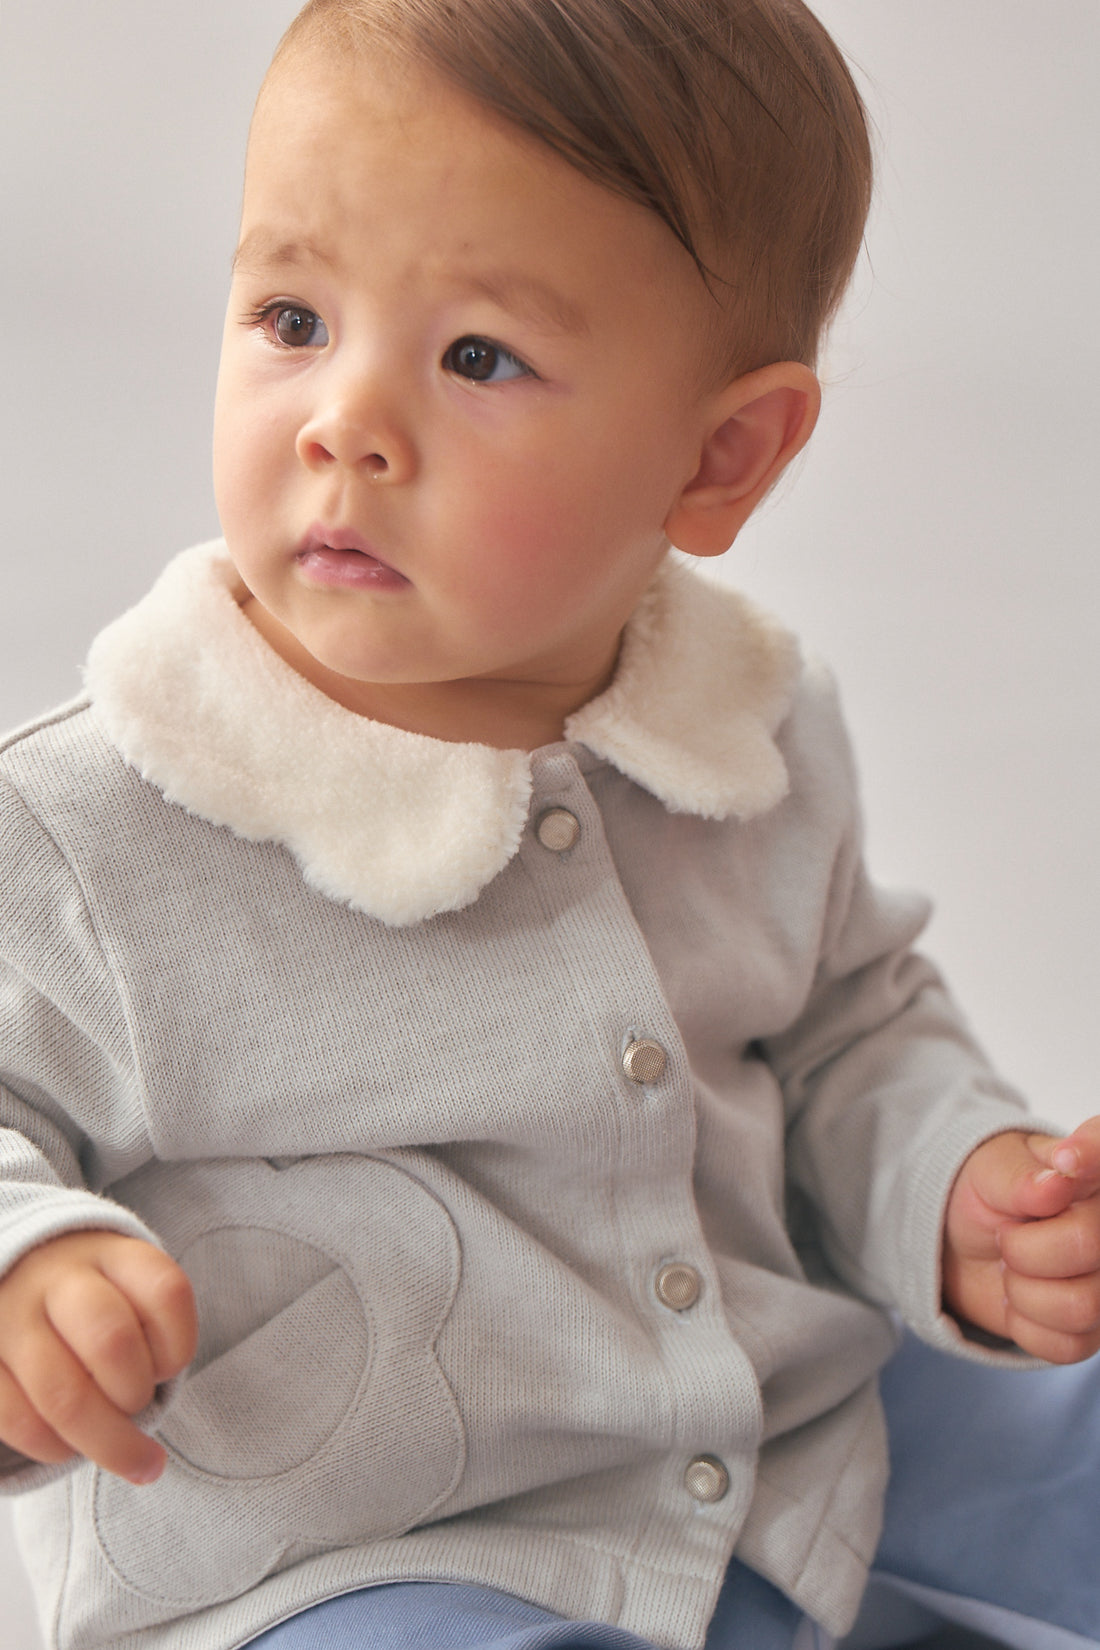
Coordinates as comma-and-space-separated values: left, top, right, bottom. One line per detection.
1, 2, 1098, 1648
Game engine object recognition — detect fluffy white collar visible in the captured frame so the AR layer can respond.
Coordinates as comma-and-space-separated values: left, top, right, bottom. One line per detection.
85, 542, 800, 926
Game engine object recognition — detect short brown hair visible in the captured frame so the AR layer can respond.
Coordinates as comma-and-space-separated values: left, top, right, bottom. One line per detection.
269, 0, 872, 377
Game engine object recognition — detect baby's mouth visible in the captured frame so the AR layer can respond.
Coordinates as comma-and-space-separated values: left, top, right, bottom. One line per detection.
296, 524, 410, 589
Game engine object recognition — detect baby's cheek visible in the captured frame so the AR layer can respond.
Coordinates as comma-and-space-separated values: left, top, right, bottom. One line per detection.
215, 387, 291, 500
449, 504, 579, 606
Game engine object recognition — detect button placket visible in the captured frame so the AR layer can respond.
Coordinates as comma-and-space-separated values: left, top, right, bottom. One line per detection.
529, 755, 746, 1539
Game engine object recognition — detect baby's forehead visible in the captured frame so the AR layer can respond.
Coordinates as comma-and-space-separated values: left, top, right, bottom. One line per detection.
246, 0, 872, 380
246, 45, 480, 199
239, 56, 699, 296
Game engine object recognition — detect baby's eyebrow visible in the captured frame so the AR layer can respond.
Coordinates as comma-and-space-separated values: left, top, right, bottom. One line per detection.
455, 272, 591, 338
231, 230, 589, 338
231, 228, 336, 276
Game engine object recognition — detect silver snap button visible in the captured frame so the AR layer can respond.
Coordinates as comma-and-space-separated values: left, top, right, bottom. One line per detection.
655, 1263, 701, 1311
536, 808, 581, 853
622, 1038, 667, 1085
684, 1455, 729, 1503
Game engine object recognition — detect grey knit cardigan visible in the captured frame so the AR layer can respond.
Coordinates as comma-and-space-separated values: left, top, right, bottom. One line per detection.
0, 545, 1032, 1650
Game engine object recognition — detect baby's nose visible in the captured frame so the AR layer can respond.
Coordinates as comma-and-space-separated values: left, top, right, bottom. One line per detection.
295, 376, 415, 481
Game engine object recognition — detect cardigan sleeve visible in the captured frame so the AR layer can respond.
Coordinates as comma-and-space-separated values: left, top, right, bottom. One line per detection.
0, 772, 170, 1489
762, 672, 1047, 1361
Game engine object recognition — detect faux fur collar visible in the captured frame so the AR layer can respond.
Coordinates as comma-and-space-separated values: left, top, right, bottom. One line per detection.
85, 542, 800, 926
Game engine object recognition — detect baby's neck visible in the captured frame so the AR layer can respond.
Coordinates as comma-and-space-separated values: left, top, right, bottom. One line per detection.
239, 594, 612, 751
324, 677, 585, 751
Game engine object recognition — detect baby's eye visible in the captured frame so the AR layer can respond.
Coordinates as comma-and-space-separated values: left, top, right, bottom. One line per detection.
273, 306, 329, 347
252, 304, 330, 349
442, 336, 531, 383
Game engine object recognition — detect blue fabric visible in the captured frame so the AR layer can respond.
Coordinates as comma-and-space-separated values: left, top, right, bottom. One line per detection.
701, 1557, 803, 1648
243, 1581, 653, 1648
873, 1333, 1100, 1640
245, 1557, 800, 1648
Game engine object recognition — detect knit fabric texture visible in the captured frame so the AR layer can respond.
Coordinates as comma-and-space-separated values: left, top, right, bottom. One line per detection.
0, 546, 1035, 1650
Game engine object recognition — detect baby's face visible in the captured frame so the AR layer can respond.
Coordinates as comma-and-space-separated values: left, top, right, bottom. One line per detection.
213, 48, 716, 736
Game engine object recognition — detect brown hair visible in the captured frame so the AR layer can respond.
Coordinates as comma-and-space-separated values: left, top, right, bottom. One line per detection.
268, 0, 872, 377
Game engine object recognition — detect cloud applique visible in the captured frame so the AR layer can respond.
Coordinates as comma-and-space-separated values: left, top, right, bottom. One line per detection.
92, 1154, 465, 1608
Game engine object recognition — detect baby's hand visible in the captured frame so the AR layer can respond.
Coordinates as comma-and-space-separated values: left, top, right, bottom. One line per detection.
943, 1118, 1100, 1362
0, 1231, 196, 1485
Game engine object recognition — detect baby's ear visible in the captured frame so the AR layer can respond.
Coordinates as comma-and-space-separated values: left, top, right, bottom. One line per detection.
664, 363, 820, 558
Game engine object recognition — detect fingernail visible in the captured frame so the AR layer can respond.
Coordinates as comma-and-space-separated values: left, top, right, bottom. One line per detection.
128, 1458, 164, 1487
1035, 1168, 1059, 1184
1052, 1147, 1079, 1176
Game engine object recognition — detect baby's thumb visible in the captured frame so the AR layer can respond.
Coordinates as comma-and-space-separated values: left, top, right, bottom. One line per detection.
968, 1130, 1079, 1223
1027, 1116, 1100, 1202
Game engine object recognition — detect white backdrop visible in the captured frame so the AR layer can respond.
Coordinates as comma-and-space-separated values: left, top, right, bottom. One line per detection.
1, 4, 1098, 1646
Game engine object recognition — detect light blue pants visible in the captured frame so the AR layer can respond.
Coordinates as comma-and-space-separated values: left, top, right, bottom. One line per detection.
245, 1561, 800, 1650
247, 1336, 1100, 1648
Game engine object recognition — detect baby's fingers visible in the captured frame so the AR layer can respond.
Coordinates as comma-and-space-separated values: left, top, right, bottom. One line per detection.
95, 1243, 197, 1384
5, 1322, 165, 1484
1001, 1196, 1100, 1282
950, 1131, 1079, 1241
1003, 1269, 1100, 1364
0, 1364, 75, 1467
999, 1198, 1100, 1362
46, 1267, 158, 1416
1029, 1116, 1100, 1197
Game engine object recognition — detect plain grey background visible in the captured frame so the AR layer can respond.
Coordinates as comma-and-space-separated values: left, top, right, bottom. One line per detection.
1, 4, 1098, 1645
